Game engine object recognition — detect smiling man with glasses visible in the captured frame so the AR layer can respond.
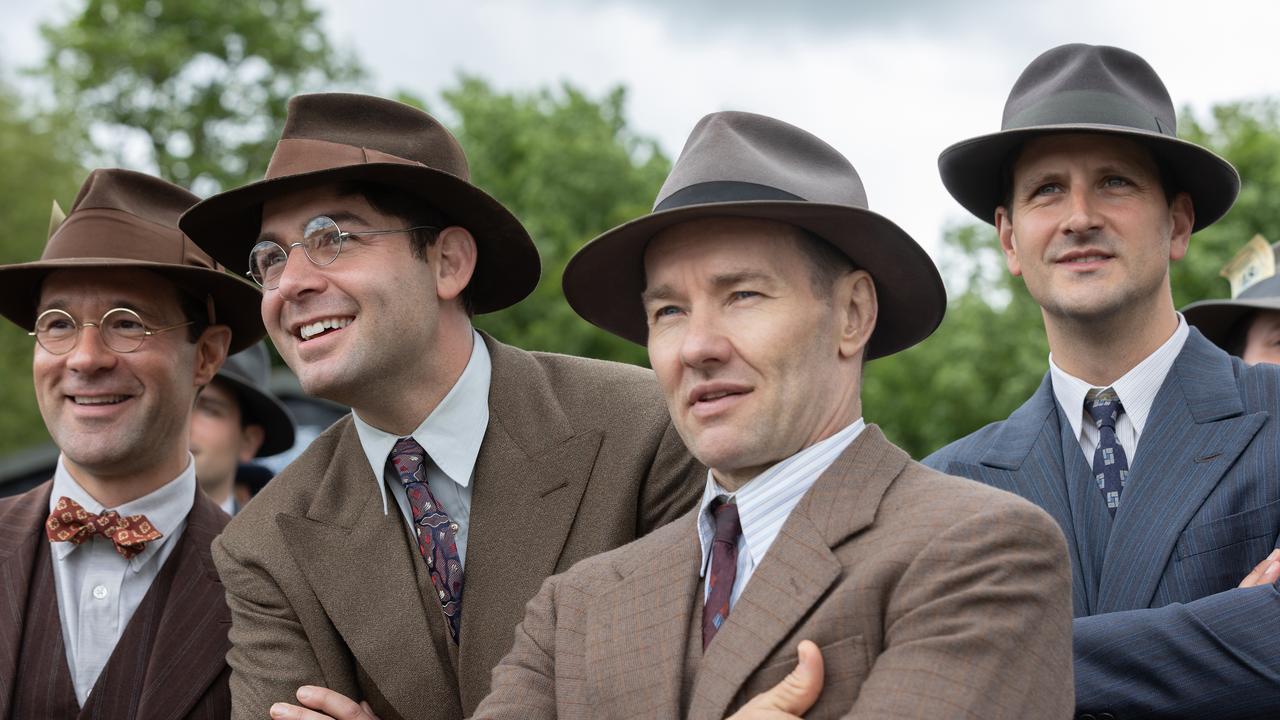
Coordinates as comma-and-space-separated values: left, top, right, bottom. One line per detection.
178, 93, 703, 720
0, 168, 265, 718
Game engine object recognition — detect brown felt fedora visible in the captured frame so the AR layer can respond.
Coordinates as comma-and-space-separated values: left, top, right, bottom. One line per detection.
1183, 239, 1280, 350
180, 93, 539, 314
562, 110, 946, 360
0, 168, 264, 353
939, 43, 1239, 232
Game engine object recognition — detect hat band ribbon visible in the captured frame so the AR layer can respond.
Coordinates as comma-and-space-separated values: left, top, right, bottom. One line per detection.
1004, 89, 1172, 136
654, 181, 803, 213
265, 138, 425, 179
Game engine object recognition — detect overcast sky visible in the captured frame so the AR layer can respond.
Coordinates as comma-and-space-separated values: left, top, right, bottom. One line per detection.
3, 0, 1278, 258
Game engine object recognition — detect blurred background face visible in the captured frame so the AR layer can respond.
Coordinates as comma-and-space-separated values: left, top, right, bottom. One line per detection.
1242, 310, 1280, 365
191, 379, 263, 501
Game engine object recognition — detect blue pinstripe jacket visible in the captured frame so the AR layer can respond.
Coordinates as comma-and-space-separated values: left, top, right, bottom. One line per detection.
926, 328, 1280, 718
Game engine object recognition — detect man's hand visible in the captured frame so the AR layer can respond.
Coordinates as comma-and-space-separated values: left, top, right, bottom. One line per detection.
268, 686, 381, 720
727, 640, 825, 719
1239, 548, 1280, 588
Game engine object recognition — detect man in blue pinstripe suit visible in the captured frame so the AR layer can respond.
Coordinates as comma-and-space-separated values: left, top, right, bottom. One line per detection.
927, 43, 1280, 718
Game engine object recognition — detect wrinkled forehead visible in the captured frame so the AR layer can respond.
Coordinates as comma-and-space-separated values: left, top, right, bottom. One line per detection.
36, 267, 183, 319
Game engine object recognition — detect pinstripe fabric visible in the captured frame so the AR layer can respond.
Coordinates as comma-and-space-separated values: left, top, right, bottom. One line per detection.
475, 425, 1075, 720
926, 329, 1280, 718
0, 480, 232, 720
11, 534, 79, 718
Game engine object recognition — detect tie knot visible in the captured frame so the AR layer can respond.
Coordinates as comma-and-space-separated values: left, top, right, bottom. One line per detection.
1085, 388, 1124, 430
390, 437, 428, 484
709, 496, 742, 544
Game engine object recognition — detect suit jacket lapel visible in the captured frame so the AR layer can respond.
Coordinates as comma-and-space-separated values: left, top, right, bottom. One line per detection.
1097, 332, 1265, 612
687, 426, 902, 720
277, 419, 460, 720
0, 481, 53, 718
457, 335, 603, 708
585, 514, 701, 717
136, 491, 231, 720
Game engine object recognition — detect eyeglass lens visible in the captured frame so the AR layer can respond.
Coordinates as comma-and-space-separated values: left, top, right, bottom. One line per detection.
34, 308, 151, 354
248, 215, 343, 288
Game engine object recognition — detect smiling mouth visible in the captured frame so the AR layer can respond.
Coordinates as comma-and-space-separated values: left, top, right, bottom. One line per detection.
1061, 255, 1111, 264
71, 395, 128, 406
297, 317, 353, 341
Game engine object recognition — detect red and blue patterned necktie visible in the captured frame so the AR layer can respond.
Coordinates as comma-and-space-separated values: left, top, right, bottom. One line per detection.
702, 496, 742, 651
1086, 388, 1130, 517
390, 437, 464, 643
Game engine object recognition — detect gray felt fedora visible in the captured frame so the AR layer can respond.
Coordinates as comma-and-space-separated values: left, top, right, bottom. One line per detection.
214, 341, 296, 457
1184, 239, 1280, 350
939, 43, 1239, 232
562, 110, 946, 360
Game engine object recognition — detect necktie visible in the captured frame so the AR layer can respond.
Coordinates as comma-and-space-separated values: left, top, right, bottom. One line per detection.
1086, 388, 1130, 516
390, 437, 464, 643
702, 496, 742, 651
45, 496, 163, 560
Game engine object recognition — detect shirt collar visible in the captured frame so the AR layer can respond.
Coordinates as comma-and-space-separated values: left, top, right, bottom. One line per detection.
697, 417, 866, 578
353, 329, 492, 515
48, 453, 197, 571
1049, 313, 1189, 441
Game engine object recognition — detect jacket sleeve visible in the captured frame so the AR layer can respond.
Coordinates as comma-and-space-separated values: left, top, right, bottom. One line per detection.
637, 416, 705, 535
470, 574, 563, 720
1074, 579, 1280, 718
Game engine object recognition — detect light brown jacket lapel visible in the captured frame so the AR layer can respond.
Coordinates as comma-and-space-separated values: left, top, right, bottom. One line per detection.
0, 481, 53, 718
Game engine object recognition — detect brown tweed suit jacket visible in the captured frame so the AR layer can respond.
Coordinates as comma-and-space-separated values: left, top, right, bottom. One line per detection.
0, 480, 232, 720
212, 335, 703, 720
475, 425, 1075, 719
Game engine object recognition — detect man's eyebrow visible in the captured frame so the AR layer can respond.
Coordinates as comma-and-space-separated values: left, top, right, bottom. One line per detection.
256, 210, 371, 244
641, 284, 676, 306
709, 270, 774, 288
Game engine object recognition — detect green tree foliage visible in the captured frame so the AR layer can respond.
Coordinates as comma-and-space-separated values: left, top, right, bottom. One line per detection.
0, 74, 88, 455
37, 0, 362, 193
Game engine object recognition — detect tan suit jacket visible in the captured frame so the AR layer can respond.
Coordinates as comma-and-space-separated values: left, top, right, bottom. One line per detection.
212, 335, 703, 720
475, 426, 1075, 719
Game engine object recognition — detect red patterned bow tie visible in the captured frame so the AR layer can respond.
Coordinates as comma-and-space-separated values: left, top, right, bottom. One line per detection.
45, 496, 164, 560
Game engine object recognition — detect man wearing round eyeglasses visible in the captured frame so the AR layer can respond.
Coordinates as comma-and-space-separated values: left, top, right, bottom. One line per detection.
178, 93, 702, 720
0, 168, 265, 718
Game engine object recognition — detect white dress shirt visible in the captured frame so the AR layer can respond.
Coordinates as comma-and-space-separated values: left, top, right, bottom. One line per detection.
698, 418, 866, 609
352, 330, 491, 567
1049, 314, 1189, 463
48, 456, 195, 706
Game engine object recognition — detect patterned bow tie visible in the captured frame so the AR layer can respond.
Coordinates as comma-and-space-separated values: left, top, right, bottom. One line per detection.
45, 496, 163, 560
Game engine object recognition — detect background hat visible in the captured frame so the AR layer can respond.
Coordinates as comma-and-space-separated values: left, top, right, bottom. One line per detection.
939, 43, 1239, 232
180, 93, 540, 314
562, 110, 946, 360
0, 168, 264, 353
213, 341, 296, 456
1183, 235, 1280, 349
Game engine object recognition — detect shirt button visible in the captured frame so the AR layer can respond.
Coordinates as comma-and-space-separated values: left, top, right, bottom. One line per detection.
92, 585, 108, 600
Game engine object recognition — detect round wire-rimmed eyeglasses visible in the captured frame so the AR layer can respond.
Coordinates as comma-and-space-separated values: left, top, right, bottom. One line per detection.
247, 215, 437, 289
30, 307, 194, 355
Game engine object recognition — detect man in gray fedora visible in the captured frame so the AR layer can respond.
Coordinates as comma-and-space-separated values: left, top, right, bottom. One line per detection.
927, 43, 1280, 717
178, 93, 702, 720
463, 110, 1073, 719
191, 340, 296, 515
1183, 235, 1280, 366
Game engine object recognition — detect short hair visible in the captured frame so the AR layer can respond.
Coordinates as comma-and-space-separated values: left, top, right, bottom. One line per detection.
177, 287, 212, 342
793, 228, 857, 301
333, 181, 475, 315
998, 136, 1179, 218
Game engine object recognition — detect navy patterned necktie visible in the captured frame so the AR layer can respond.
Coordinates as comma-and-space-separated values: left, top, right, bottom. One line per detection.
702, 496, 742, 651
389, 437, 464, 643
1086, 388, 1130, 517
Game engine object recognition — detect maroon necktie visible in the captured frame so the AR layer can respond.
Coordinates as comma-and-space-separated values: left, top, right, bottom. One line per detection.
390, 437, 464, 643
702, 496, 742, 650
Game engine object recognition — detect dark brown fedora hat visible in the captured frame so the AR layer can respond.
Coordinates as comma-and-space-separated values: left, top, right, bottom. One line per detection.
179, 93, 539, 314
215, 341, 296, 456
939, 43, 1239, 232
562, 111, 946, 360
1183, 237, 1280, 350
0, 168, 264, 353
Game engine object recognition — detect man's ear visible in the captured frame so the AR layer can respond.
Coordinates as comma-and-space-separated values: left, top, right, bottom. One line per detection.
238, 424, 266, 462
1167, 192, 1194, 262
433, 226, 478, 303
193, 325, 232, 387
837, 270, 877, 360
995, 206, 1024, 277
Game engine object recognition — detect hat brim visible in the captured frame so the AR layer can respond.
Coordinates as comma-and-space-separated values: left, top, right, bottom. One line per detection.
938, 125, 1240, 232
179, 163, 541, 314
211, 372, 297, 456
0, 259, 265, 354
1183, 296, 1280, 349
563, 200, 946, 360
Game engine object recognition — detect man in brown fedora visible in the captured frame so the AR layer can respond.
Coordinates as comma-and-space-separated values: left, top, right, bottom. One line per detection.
927, 43, 1280, 717
462, 111, 1073, 719
1183, 235, 1280, 366
178, 93, 702, 720
191, 340, 296, 515
0, 167, 265, 717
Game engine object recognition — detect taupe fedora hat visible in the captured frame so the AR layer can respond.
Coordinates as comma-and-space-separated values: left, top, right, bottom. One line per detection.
214, 341, 296, 457
1184, 237, 1280, 350
180, 93, 539, 314
0, 168, 264, 353
563, 111, 946, 360
939, 43, 1239, 232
